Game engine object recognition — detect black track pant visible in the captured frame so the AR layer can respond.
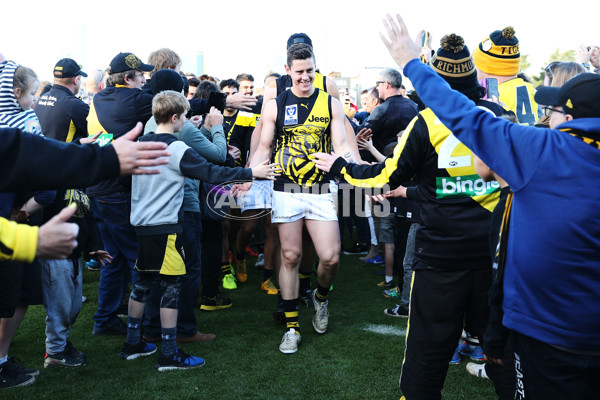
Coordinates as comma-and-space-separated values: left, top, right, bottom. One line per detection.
400, 265, 492, 400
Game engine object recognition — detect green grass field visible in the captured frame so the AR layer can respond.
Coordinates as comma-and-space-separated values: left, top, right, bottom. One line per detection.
4, 252, 496, 399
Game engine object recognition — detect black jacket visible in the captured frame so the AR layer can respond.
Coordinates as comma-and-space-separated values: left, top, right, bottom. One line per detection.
363, 95, 418, 160
34, 84, 89, 143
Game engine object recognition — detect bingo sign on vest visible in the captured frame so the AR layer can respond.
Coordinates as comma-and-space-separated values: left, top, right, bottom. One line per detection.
97, 133, 114, 147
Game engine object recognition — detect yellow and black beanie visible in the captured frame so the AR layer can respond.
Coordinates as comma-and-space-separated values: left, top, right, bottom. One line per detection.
430, 34, 480, 94
473, 27, 520, 76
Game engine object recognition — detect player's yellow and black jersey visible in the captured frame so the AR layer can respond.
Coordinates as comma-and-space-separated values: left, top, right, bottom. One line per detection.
276, 72, 327, 96
329, 100, 509, 270
499, 77, 540, 125
273, 88, 332, 192
223, 110, 256, 166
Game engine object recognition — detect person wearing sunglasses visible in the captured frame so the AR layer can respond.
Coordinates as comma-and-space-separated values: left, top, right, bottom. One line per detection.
538, 62, 586, 127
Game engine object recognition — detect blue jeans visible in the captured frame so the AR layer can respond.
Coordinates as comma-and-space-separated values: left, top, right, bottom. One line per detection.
41, 259, 82, 354
90, 193, 138, 331
143, 212, 202, 338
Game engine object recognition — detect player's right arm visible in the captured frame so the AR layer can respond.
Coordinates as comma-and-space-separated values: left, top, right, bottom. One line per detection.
248, 84, 278, 165
250, 98, 277, 168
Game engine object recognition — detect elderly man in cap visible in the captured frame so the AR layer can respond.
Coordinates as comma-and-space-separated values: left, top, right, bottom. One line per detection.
86, 52, 155, 337
34, 58, 95, 367
375, 14, 600, 400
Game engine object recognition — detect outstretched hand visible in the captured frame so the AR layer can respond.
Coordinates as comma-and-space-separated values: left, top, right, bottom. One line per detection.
230, 182, 252, 198
112, 122, 171, 175
251, 159, 281, 180
312, 152, 341, 173
89, 250, 113, 266
371, 185, 407, 203
80, 131, 103, 144
226, 92, 257, 111
379, 14, 423, 69
356, 127, 372, 142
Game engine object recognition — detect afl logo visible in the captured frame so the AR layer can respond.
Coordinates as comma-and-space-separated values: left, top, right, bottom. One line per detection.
449, 161, 458, 166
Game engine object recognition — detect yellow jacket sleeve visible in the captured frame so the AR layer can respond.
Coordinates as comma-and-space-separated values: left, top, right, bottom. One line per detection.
0, 217, 38, 263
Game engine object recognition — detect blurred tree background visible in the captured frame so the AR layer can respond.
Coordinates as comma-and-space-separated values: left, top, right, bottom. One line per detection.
522, 49, 576, 87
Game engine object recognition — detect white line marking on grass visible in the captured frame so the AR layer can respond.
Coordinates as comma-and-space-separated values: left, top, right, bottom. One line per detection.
363, 324, 406, 337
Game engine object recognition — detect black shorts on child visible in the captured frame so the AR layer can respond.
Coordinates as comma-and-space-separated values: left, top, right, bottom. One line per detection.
135, 233, 186, 276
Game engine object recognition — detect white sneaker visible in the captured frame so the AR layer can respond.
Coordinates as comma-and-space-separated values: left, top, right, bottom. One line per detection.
255, 254, 265, 267
279, 329, 301, 354
466, 362, 489, 379
311, 289, 329, 334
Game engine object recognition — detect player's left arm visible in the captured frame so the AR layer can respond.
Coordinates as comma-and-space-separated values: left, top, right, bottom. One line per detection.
330, 97, 357, 164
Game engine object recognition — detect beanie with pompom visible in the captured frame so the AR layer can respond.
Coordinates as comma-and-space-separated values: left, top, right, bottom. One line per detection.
430, 34, 480, 94
473, 27, 521, 76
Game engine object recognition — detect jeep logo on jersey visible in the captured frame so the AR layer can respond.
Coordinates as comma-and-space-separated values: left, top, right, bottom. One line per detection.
205, 181, 272, 220
307, 115, 330, 124
436, 174, 500, 198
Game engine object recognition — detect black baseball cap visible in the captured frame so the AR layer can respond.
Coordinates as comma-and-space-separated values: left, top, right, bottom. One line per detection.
53, 58, 87, 78
109, 52, 154, 74
287, 33, 312, 50
535, 73, 600, 119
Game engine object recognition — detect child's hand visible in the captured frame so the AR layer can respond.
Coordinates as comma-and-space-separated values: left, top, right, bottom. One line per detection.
189, 115, 203, 128
251, 159, 280, 180
356, 127, 372, 142
357, 135, 374, 151
81, 131, 103, 144
228, 145, 241, 160
230, 182, 252, 198
89, 250, 113, 266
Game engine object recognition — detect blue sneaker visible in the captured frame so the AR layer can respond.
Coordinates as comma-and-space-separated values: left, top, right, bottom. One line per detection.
85, 259, 101, 271
118, 341, 157, 360
156, 349, 205, 371
365, 255, 384, 264
459, 342, 485, 361
449, 347, 462, 364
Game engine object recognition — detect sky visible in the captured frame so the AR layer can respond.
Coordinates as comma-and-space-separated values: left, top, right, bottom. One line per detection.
2, 0, 596, 90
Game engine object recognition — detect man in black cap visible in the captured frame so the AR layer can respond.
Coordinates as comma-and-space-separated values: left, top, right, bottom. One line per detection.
35, 58, 89, 142
87, 52, 154, 138
34, 58, 97, 367
374, 13, 600, 400
86, 52, 155, 337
